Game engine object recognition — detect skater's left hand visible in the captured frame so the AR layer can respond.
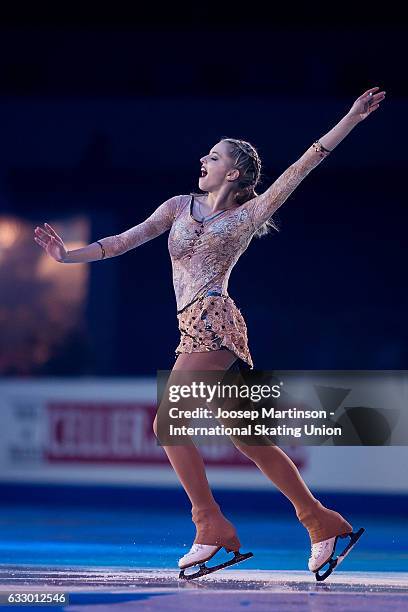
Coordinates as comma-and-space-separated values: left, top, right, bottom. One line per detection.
347, 87, 386, 122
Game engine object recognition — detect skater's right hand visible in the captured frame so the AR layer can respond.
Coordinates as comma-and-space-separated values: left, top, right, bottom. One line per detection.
34, 223, 68, 262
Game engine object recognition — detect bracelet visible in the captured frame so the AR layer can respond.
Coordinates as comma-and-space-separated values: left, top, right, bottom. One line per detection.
96, 240, 106, 259
312, 140, 332, 156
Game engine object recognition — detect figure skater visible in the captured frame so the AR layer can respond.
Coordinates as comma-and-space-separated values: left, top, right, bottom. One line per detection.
34, 86, 386, 580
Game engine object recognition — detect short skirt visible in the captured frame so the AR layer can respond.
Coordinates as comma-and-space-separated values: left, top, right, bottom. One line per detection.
174, 291, 254, 369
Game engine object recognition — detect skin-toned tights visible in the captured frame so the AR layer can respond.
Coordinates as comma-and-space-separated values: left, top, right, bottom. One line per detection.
153, 348, 352, 546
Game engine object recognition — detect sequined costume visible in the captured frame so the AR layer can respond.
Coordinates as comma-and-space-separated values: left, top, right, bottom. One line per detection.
97, 144, 330, 368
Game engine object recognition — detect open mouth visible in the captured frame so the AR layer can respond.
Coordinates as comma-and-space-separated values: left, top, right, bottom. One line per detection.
200, 168, 208, 178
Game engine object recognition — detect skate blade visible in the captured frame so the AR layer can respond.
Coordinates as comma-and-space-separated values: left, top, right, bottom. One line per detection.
315, 527, 365, 582
179, 550, 253, 580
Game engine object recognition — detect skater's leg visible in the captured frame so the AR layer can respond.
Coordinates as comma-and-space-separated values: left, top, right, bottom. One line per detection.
232, 440, 352, 543
153, 348, 242, 549
212, 370, 353, 545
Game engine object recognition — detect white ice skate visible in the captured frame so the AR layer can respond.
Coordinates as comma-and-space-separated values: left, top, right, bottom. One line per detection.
178, 543, 221, 569
178, 543, 253, 580
309, 527, 365, 581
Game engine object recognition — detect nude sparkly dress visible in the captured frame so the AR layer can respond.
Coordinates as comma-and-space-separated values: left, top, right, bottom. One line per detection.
97, 144, 330, 369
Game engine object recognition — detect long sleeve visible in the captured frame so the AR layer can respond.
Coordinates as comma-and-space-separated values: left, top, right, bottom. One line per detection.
248, 144, 330, 230
97, 194, 182, 258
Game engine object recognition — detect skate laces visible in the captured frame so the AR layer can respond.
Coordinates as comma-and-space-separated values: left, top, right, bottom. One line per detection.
310, 537, 335, 560
310, 541, 325, 557
184, 543, 217, 558
189, 543, 207, 553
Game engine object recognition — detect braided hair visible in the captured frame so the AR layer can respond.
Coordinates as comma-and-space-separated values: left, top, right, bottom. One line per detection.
191, 137, 279, 238
221, 137, 279, 238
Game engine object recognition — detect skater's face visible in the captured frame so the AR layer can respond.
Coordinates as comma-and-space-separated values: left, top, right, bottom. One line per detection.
199, 141, 240, 192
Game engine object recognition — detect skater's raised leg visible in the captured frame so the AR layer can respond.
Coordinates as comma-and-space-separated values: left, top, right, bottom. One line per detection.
231, 441, 352, 544
211, 372, 361, 578
212, 369, 353, 545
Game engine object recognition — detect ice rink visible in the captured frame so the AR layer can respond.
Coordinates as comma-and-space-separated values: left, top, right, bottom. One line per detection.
0, 505, 407, 611
1, 566, 408, 611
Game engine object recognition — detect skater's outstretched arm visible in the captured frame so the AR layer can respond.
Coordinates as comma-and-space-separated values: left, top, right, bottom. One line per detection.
247, 86, 386, 231
34, 194, 183, 263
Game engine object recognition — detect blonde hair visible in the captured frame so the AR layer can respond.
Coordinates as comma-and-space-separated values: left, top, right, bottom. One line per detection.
192, 137, 279, 238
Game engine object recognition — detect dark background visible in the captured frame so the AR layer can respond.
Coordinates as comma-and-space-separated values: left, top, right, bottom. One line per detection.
1, 6, 406, 375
